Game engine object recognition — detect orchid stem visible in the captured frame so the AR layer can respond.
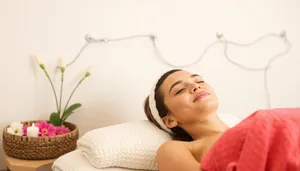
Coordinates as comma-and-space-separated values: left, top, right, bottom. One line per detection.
42, 69, 59, 112
62, 80, 82, 117
59, 69, 65, 117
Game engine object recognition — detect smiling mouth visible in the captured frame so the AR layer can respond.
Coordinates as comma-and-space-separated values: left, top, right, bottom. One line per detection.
193, 92, 210, 102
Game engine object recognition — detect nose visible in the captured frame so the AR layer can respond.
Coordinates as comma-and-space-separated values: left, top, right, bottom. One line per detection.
190, 83, 201, 93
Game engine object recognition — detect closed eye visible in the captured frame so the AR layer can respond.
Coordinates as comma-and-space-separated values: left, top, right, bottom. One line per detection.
174, 81, 204, 95
175, 88, 185, 95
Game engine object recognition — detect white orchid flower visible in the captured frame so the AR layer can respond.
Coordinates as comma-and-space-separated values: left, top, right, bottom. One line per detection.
33, 55, 45, 70
57, 57, 66, 68
57, 57, 66, 73
85, 65, 94, 77
79, 66, 93, 84
34, 55, 43, 65
7, 122, 24, 136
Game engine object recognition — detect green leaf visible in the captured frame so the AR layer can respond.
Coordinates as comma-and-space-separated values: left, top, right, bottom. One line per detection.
50, 112, 61, 126
61, 103, 82, 122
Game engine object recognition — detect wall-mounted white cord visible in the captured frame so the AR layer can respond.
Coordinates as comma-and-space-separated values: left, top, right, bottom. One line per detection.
66, 31, 291, 108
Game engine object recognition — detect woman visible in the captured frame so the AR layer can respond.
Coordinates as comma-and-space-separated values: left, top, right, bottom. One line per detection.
144, 69, 300, 171
144, 69, 229, 171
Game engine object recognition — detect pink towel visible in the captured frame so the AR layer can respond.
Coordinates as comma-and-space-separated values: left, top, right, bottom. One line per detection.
200, 108, 300, 171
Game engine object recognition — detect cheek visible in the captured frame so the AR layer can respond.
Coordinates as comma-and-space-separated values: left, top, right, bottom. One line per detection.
166, 95, 192, 113
173, 95, 190, 106
205, 85, 217, 96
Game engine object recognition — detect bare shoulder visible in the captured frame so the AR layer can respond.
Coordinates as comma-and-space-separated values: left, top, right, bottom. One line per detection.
157, 140, 192, 156
156, 140, 201, 171
157, 140, 187, 159
158, 140, 188, 150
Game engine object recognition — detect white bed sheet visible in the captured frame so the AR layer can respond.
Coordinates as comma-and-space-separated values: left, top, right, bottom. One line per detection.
52, 149, 148, 171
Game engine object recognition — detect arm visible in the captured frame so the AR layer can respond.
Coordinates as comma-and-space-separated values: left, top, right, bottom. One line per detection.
156, 141, 204, 171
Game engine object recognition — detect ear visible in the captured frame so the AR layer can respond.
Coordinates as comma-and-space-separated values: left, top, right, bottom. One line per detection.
162, 114, 178, 129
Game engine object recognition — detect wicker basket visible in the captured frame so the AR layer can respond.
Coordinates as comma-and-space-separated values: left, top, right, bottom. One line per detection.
2, 120, 79, 160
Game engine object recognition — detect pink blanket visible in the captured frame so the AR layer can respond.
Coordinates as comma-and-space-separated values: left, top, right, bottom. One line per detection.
200, 108, 300, 171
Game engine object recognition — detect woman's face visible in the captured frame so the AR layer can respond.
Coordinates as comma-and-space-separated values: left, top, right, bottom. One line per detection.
160, 70, 219, 127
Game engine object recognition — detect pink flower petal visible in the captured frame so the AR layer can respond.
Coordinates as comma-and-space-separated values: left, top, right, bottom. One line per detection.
22, 125, 28, 136
37, 121, 57, 136
56, 125, 70, 135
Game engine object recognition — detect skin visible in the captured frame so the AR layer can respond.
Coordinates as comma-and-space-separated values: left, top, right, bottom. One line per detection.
156, 70, 229, 171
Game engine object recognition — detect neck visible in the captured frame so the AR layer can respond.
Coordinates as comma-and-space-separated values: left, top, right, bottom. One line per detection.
182, 113, 229, 140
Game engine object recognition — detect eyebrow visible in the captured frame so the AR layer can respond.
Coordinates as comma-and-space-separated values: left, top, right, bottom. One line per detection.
169, 74, 201, 94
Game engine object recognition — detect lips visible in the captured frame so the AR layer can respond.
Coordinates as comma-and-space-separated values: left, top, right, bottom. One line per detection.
193, 91, 210, 102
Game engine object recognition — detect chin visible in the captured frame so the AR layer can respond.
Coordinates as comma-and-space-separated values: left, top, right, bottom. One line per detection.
195, 99, 219, 113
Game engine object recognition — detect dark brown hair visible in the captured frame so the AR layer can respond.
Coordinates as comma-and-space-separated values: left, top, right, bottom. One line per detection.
144, 69, 193, 141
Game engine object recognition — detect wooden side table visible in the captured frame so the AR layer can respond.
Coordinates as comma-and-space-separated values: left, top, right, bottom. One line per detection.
4, 153, 57, 171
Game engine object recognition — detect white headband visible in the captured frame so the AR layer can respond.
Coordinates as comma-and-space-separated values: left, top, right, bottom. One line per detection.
149, 81, 174, 134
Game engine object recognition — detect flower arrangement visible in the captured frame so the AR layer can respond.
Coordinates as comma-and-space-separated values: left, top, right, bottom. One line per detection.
33, 55, 92, 126
7, 121, 70, 137
2, 55, 85, 160
3, 119, 79, 160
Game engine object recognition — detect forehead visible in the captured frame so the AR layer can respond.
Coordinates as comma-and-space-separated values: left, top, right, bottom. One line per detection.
160, 71, 201, 92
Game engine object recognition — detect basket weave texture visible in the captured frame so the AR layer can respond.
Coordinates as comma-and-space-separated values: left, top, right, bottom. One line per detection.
2, 120, 79, 160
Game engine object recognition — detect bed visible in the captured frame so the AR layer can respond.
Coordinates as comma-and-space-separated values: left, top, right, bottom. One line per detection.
52, 113, 241, 171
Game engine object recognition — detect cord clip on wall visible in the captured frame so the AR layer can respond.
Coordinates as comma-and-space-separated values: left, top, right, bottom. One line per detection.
85, 33, 109, 43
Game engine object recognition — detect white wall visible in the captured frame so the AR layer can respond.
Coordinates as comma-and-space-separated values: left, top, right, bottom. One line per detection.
0, 0, 299, 169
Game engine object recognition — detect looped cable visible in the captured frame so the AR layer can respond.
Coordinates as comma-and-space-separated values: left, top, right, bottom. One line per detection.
66, 31, 291, 108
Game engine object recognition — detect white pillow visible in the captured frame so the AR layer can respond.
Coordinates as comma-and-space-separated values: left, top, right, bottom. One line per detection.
77, 120, 172, 170
77, 113, 241, 170
52, 149, 146, 171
